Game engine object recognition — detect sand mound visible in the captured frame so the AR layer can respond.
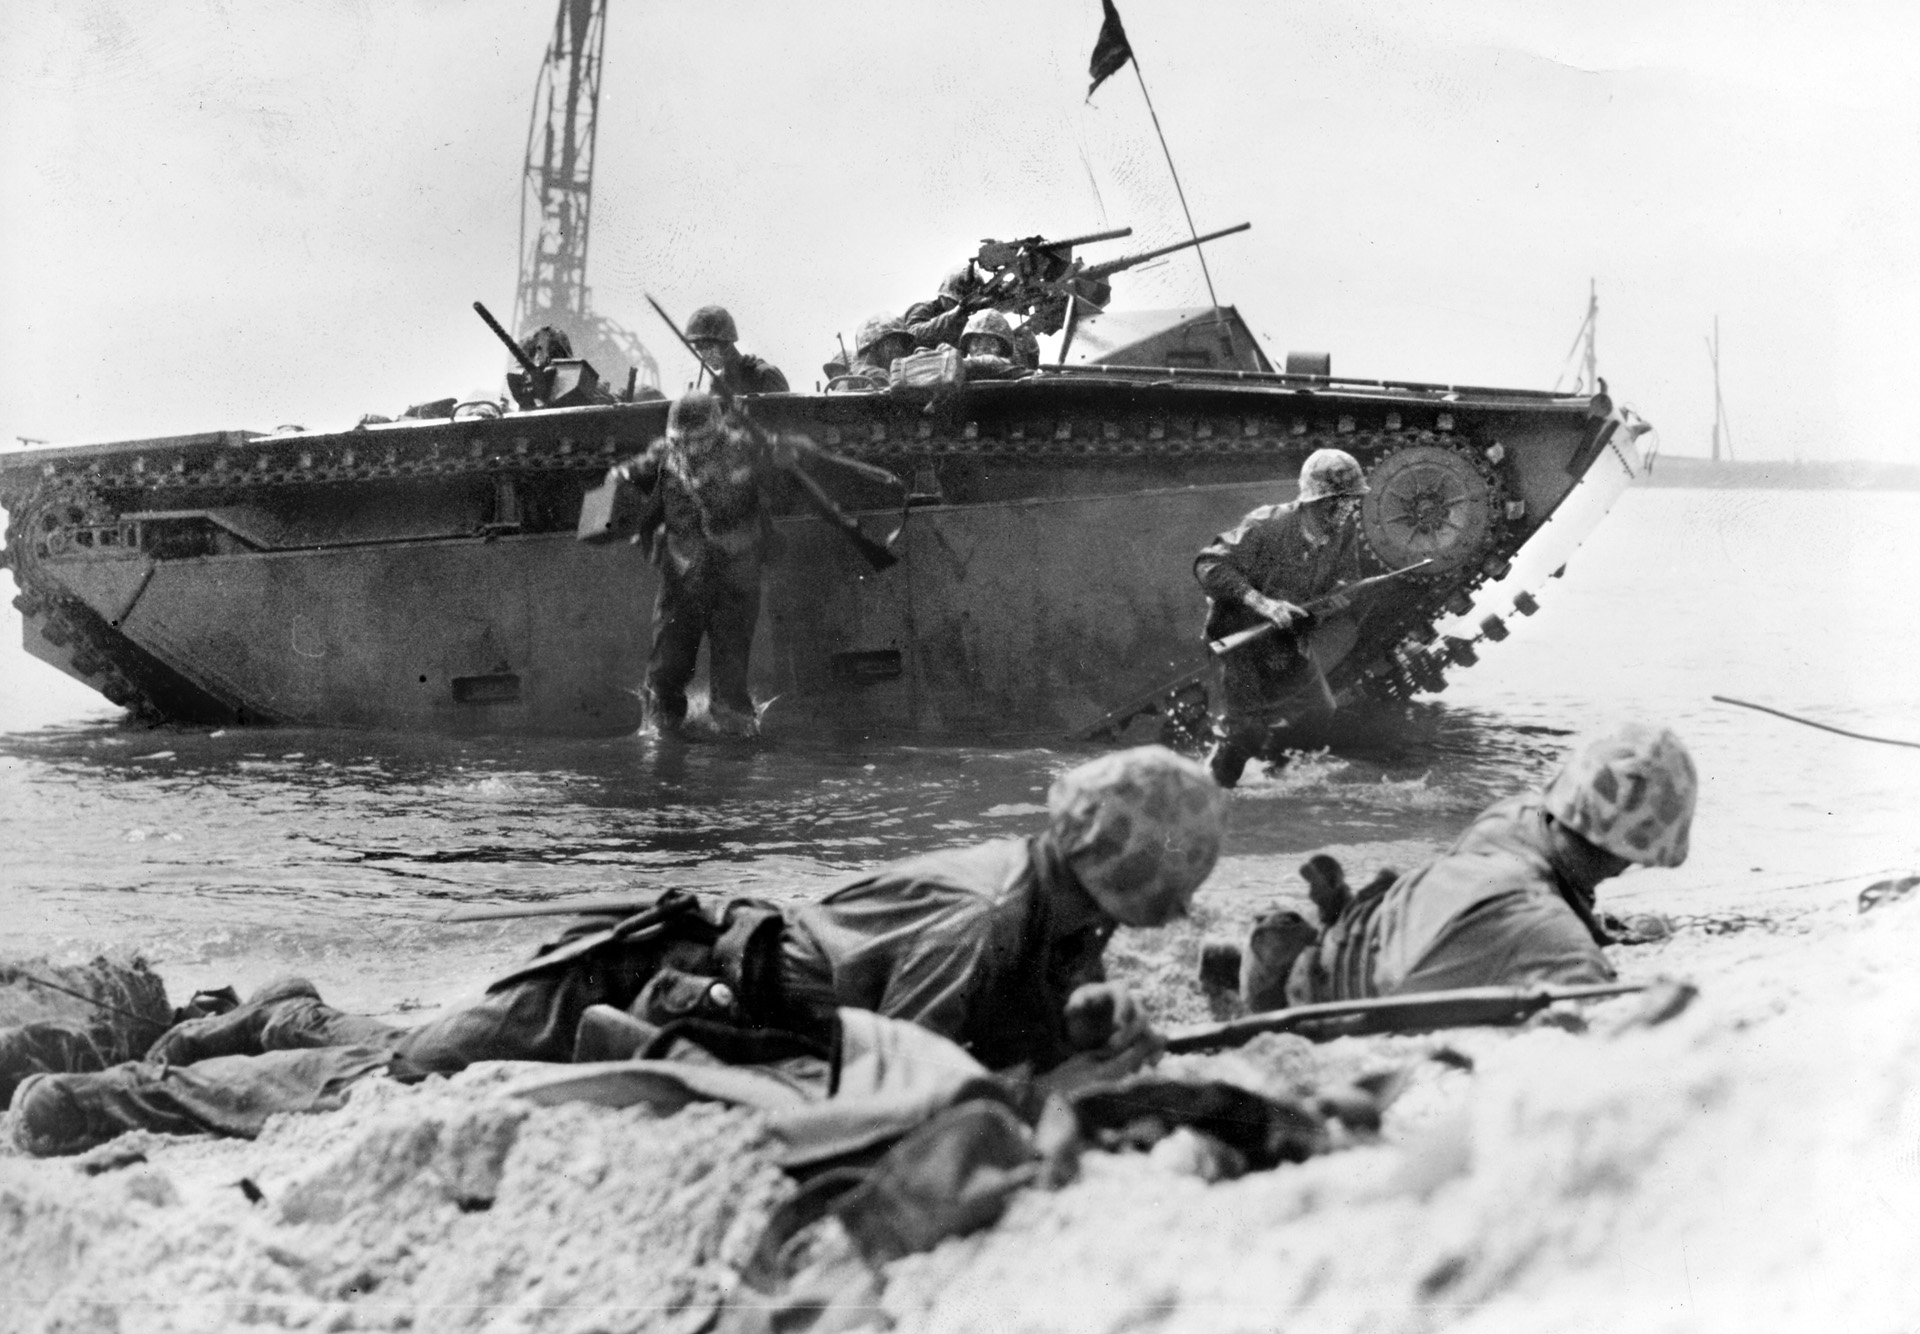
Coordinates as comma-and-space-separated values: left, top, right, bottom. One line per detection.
4, 891, 1916, 1333
3, 1066, 792, 1332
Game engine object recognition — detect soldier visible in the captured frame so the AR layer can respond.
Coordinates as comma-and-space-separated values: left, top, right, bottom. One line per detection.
902, 261, 989, 352
685, 305, 789, 395
840, 312, 915, 390
610, 390, 796, 739
1193, 448, 1372, 787
1242, 724, 1698, 1009
11, 747, 1229, 1155
958, 310, 1034, 381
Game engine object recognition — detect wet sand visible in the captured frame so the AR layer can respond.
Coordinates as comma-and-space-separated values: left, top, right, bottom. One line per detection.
6, 864, 1915, 1333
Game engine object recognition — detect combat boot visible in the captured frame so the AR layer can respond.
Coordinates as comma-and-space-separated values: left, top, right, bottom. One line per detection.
1206, 739, 1251, 789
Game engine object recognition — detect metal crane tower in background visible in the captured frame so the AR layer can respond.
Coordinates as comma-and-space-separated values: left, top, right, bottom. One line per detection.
510, 0, 658, 392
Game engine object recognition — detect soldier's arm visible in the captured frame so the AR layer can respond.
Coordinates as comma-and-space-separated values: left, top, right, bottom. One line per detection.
904, 300, 968, 351
606, 439, 666, 489
1196, 511, 1306, 627
745, 356, 789, 393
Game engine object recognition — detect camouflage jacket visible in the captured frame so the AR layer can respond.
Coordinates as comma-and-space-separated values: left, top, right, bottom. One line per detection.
613, 423, 782, 578
730, 353, 789, 395
1193, 499, 1365, 640
782, 836, 1113, 1074
1289, 794, 1617, 1004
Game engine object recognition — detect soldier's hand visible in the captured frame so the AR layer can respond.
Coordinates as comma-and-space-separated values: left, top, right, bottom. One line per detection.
1064, 982, 1152, 1053
766, 434, 802, 469
1246, 593, 1307, 631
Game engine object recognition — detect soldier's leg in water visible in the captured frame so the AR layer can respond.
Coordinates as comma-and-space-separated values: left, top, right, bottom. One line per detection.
645, 574, 704, 731
704, 569, 762, 736
1209, 644, 1287, 787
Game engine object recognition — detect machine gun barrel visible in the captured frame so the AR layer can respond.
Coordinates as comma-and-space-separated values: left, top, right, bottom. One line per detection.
473, 301, 546, 386
1081, 222, 1252, 281
1038, 225, 1134, 252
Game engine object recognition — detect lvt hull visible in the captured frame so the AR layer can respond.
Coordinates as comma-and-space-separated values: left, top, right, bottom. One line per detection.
0, 369, 1643, 740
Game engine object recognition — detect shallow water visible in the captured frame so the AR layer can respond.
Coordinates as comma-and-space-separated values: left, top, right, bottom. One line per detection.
4, 487, 1917, 1011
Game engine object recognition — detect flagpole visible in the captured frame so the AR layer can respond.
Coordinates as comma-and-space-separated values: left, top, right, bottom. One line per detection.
1128, 62, 1220, 315
1126, 56, 1238, 362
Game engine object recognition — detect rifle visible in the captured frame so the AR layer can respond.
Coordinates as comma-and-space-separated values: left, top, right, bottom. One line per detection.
1209, 559, 1434, 656
972, 223, 1252, 318
1164, 981, 1660, 1053
643, 294, 904, 572
474, 301, 550, 406
1067, 560, 1430, 741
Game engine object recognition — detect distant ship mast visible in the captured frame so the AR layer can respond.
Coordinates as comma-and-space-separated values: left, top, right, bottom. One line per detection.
1707, 315, 1735, 463
511, 0, 658, 391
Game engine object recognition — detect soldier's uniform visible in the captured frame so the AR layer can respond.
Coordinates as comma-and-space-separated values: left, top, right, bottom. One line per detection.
1289, 794, 1620, 1002
957, 310, 1034, 381
1194, 454, 1369, 785
612, 392, 785, 737
1268, 725, 1698, 1005
684, 305, 789, 395
903, 262, 989, 351
11, 749, 1229, 1155
838, 313, 914, 391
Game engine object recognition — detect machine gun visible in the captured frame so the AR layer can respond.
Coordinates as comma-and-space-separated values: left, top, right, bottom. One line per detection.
643, 295, 905, 572
968, 222, 1252, 320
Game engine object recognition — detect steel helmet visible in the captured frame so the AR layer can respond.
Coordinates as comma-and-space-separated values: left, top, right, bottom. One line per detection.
518, 325, 573, 365
960, 309, 1015, 359
1048, 745, 1227, 926
1297, 448, 1369, 503
937, 262, 980, 305
666, 389, 723, 438
1543, 723, 1697, 868
854, 312, 908, 356
684, 306, 739, 345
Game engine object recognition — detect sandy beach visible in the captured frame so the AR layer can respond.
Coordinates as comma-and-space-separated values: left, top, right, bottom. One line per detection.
7, 858, 1915, 1334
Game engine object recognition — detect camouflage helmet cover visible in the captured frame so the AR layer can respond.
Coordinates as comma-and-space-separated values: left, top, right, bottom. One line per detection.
961, 309, 1015, 358
666, 389, 723, 439
684, 305, 739, 344
1543, 723, 1698, 867
1048, 745, 1227, 924
854, 311, 908, 356
1297, 448, 1370, 503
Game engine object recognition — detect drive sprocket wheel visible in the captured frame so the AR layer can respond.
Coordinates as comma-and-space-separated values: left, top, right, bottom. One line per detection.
1359, 439, 1504, 574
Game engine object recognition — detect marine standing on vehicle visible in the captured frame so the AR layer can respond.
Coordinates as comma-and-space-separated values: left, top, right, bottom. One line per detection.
608, 390, 798, 738
840, 313, 915, 390
685, 305, 789, 394
1194, 448, 1371, 787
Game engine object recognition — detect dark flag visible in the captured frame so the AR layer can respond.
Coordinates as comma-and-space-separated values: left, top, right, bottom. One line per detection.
1087, 0, 1134, 99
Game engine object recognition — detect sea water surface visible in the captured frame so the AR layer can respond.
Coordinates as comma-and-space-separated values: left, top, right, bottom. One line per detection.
3, 488, 1918, 1014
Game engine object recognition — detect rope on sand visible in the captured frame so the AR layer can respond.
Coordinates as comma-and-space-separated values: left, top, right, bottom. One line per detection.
1712, 695, 1920, 750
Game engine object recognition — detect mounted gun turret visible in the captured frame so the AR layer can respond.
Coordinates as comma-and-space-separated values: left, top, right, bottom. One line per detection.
971, 221, 1252, 321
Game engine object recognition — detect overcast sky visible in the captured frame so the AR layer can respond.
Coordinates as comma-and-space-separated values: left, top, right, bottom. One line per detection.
4, 0, 1916, 461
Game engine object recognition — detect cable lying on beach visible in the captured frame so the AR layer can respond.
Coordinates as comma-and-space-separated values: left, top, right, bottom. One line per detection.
1713, 695, 1920, 749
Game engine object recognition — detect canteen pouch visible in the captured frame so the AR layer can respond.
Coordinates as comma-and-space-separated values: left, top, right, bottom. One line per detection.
889, 345, 966, 396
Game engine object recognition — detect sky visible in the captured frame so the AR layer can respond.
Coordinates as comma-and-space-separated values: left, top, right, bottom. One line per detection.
3, 0, 1917, 461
